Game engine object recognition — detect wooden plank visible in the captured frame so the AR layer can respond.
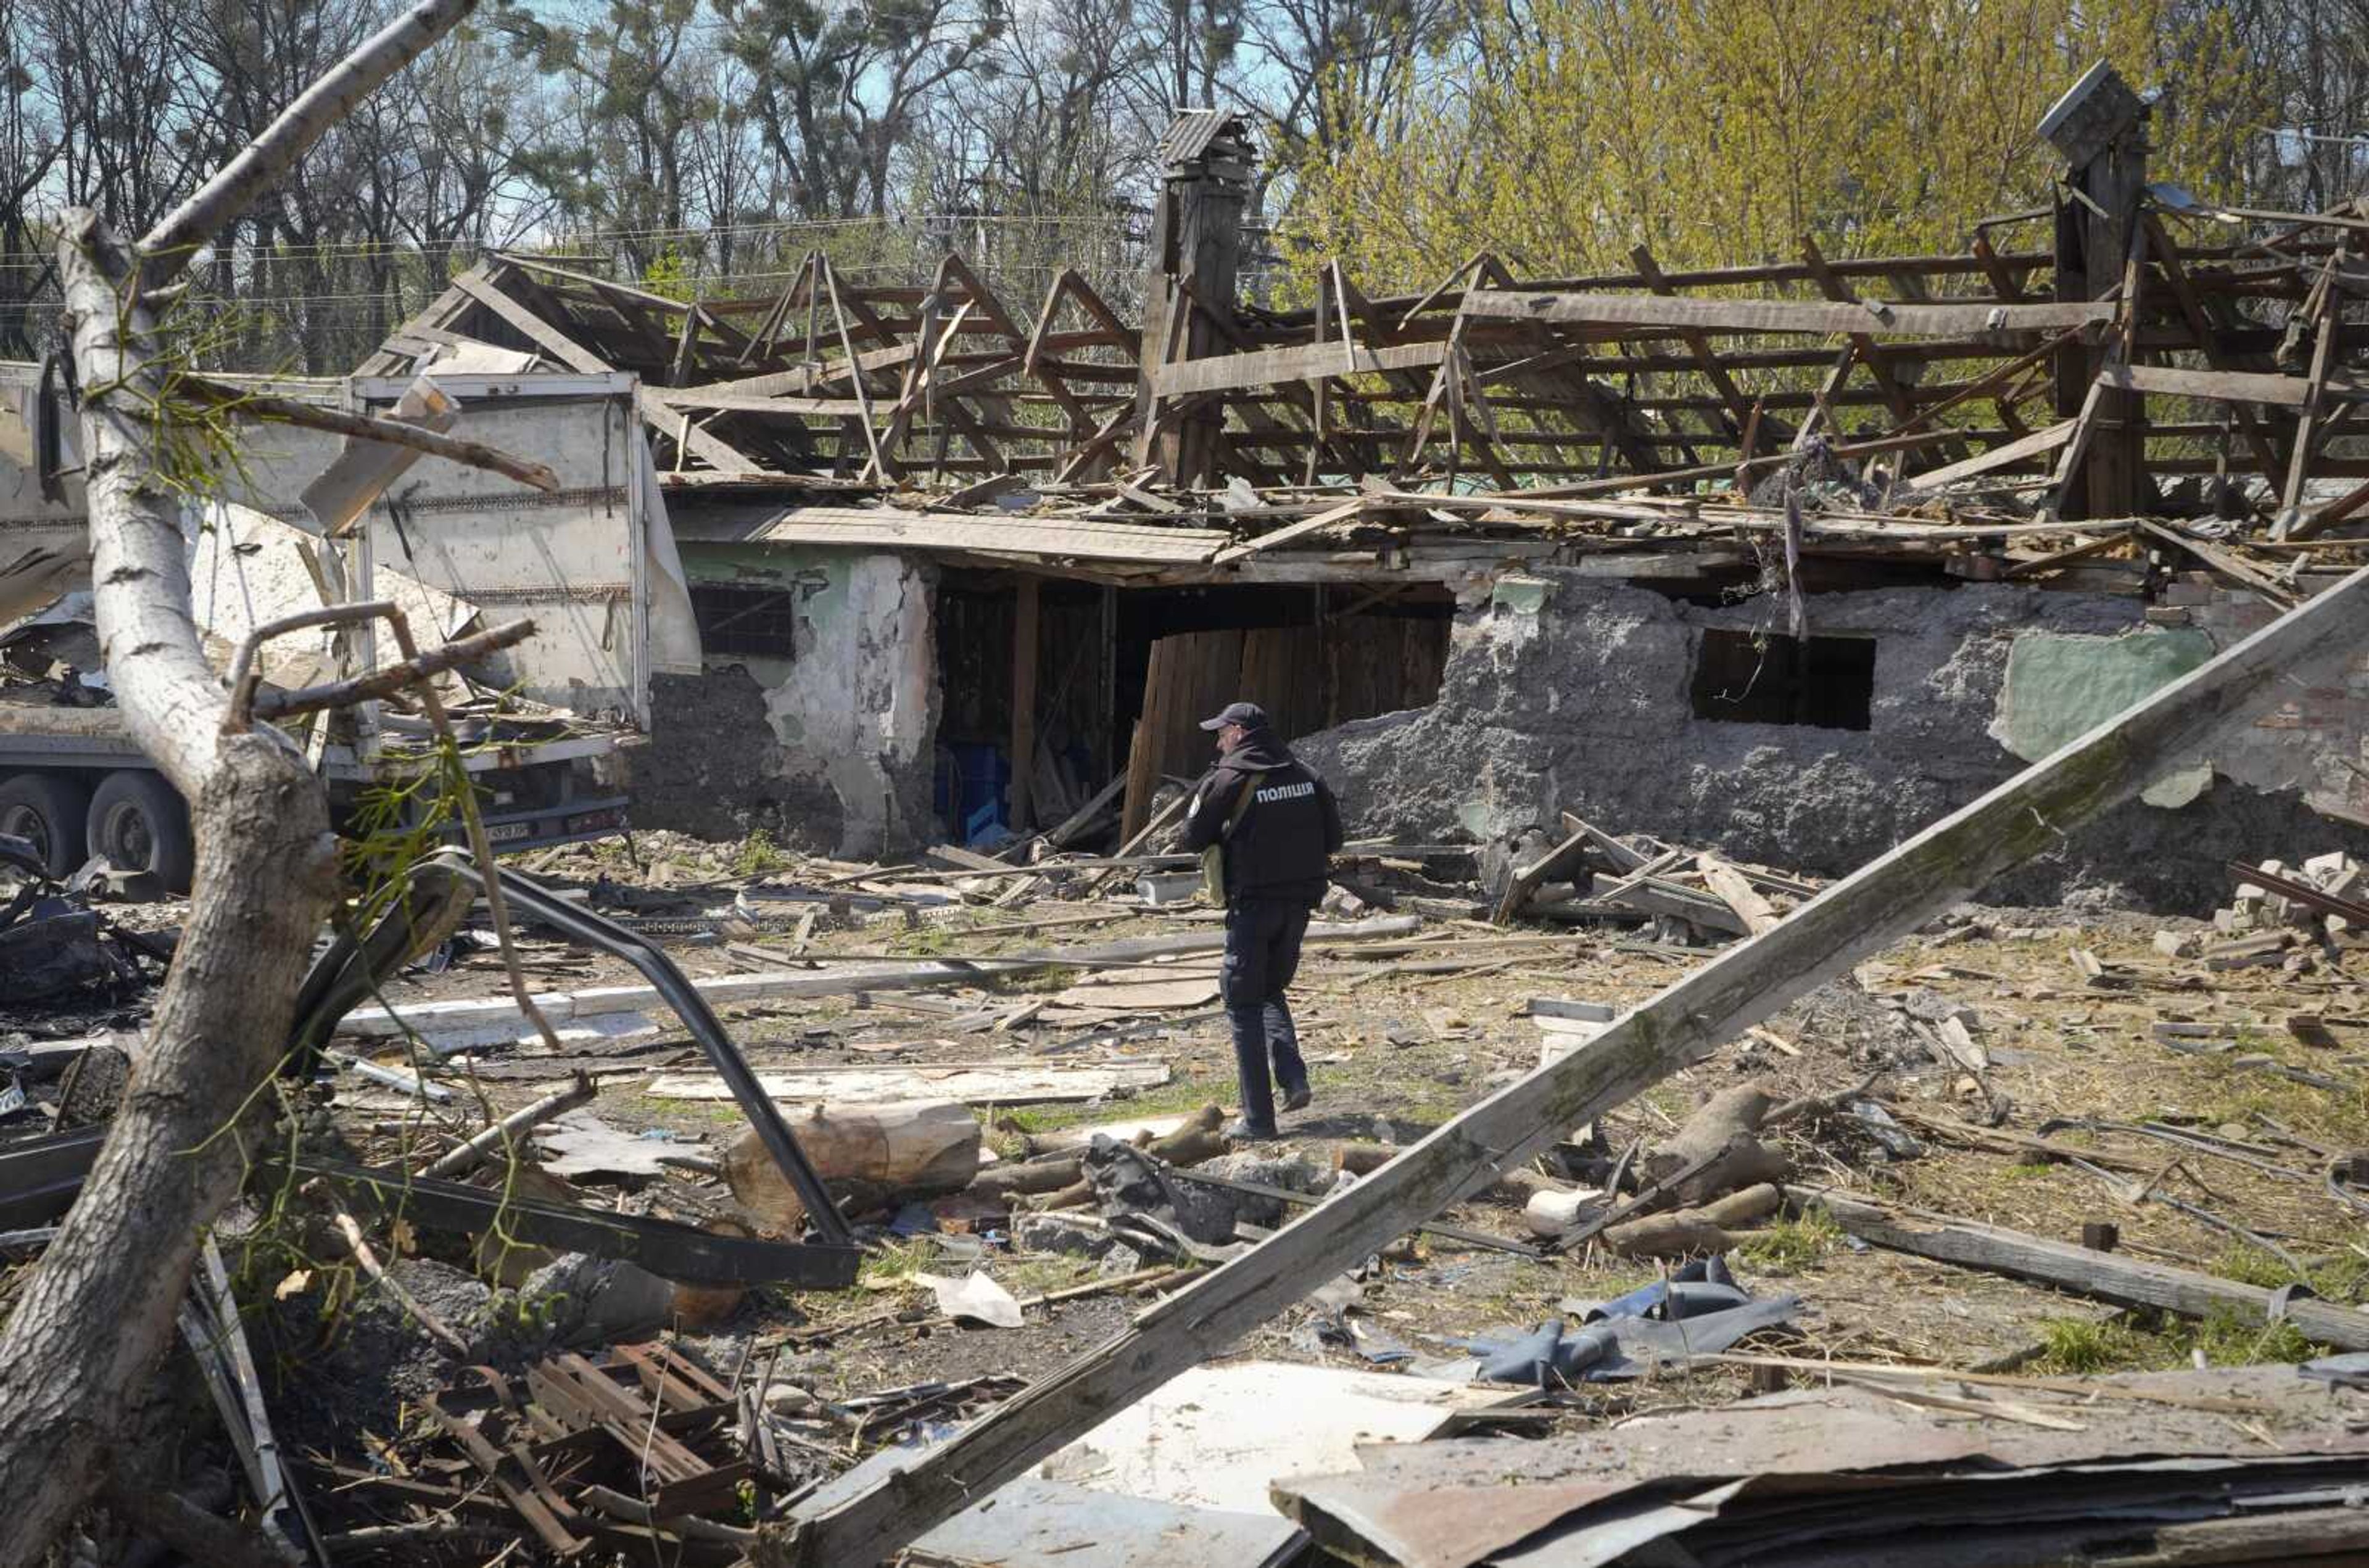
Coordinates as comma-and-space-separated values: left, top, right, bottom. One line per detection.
2102, 363, 2336, 409
646, 1062, 1172, 1107
346, 917, 1421, 1041
1151, 340, 1451, 400
646, 388, 871, 418
1901, 419, 2075, 492
1698, 853, 1781, 935
1800, 235, 1921, 426
781, 560, 2369, 1568
2139, 213, 2288, 491
1044, 770, 1128, 849
1800, 1186, 2369, 1350
1558, 812, 1647, 872
1489, 824, 1592, 925
1455, 292, 2113, 338
700, 509, 1230, 566
2132, 519, 2296, 608
2276, 255, 2349, 538
1586, 873, 1750, 935
492, 253, 693, 315
1209, 499, 1369, 565
449, 269, 613, 374
1631, 244, 1760, 438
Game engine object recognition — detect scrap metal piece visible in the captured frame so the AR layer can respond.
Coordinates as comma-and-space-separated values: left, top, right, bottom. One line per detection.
286, 1154, 860, 1289
180, 1239, 330, 1567
434, 851, 852, 1248
0, 1124, 103, 1228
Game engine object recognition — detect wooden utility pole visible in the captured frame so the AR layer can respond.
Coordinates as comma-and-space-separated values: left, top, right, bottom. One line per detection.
1133, 111, 1254, 487
2041, 60, 2151, 519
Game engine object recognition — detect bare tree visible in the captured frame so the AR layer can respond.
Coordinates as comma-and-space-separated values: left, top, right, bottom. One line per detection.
0, 1, 481, 1556
722, 0, 1007, 220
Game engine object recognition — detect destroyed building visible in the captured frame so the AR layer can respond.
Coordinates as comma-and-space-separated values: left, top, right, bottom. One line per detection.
12, 60, 2369, 1568
233, 90, 2363, 906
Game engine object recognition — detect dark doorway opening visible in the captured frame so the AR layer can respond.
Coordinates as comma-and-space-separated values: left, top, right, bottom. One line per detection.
932, 576, 1453, 847
1689, 629, 1875, 730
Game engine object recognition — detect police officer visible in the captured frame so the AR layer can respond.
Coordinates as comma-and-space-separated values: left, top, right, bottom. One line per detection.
1181, 701, 1344, 1141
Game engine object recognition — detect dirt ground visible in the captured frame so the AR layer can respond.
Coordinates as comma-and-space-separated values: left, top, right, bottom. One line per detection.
8, 825, 2368, 1531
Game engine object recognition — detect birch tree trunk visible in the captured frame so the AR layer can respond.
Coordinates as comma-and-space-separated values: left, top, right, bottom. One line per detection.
0, 210, 342, 1567
0, 2, 477, 1554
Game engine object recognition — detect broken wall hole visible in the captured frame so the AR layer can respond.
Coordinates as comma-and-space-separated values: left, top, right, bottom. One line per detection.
1690, 629, 1875, 732
933, 575, 1452, 847
687, 582, 804, 660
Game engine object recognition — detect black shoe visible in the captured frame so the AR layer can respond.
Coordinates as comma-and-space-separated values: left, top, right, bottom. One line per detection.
1280, 1084, 1312, 1113
1223, 1117, 1278, 1142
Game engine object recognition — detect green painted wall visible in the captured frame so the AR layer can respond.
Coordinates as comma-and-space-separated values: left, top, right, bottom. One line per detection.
1999, 628, 2216, 806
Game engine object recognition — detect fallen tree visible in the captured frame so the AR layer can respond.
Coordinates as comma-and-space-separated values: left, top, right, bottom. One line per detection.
0, 2, 498, 1556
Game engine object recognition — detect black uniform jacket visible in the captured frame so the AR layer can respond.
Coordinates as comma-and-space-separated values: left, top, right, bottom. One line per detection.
1180, 727, 1344, 904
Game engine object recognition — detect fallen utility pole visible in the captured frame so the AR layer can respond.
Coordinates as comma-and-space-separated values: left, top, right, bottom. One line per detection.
1794, 1186, 2369, 1350
774, 564, 2369, 1567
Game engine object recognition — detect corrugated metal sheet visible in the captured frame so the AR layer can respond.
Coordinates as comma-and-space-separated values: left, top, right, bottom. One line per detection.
1162, 109, 1249, 165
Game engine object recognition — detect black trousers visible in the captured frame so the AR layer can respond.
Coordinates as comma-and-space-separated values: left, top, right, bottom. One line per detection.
1222, 896, 1312, 1129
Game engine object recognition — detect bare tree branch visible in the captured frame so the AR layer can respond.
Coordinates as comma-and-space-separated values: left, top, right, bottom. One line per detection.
139, 0, 479, 281
244, 614, 537, 725
178, 375, 563, 496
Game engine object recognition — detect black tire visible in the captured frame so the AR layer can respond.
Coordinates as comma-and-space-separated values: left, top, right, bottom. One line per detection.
0, 772, 91, 878
86, 769, 195, 893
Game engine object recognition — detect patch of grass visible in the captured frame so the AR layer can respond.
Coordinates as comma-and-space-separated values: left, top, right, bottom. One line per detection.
2209, 1242, 2304, 1290
981, 965, 1078, 994
998, 1253, 1095, 1298
858, 1239, 936, 1289
2030, 1315, 2161, 1375
730, 828, 790, 878
2032, 1306, 2329, 1374
2312, 1250, 2369, 1305
2209, 1244, 2369, 1307
1734, 1208, 1841, 1274
889, 923, 961, 957
2003, 1160, 2056, 1180
2189, 1306, 2320, 1367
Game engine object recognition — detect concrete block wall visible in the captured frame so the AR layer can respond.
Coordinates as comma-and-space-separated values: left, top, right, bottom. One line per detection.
636, 546, 940, 858
1294, 569, 2369, 909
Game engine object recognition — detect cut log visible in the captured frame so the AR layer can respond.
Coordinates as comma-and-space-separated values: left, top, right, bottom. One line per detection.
1602, 1181, 1782, 1256
1645, 1083, 1787, 1202
1797, 1185, 2369, 1350
726, 1102, 981, 1229
1603, 1212, 1731, 1257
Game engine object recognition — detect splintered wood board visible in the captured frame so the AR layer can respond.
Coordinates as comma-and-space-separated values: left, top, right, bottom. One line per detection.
1054, 963, 1222, 1011
1033, 1361, 1523, 1517
643, 1062, 1170, 1106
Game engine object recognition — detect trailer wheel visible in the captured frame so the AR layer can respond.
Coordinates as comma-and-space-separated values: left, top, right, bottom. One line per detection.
0, 772, 91, 878
87, 770, 195, 894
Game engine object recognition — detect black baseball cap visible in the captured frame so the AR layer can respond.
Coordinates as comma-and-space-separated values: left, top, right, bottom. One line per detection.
1199, 701, 1268, 732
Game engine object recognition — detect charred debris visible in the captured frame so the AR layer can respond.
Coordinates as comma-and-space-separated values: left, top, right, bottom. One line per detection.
11, 60, 2369, 1568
